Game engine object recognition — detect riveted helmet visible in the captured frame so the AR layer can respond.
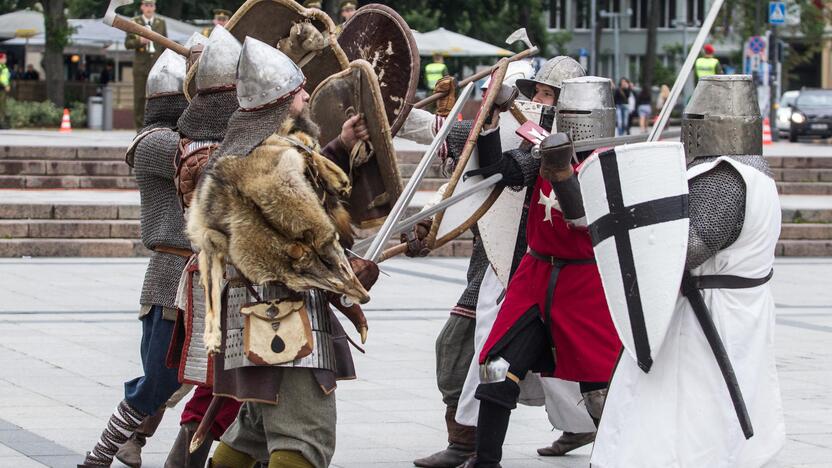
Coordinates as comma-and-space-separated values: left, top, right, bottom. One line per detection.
556, 76, 615, 142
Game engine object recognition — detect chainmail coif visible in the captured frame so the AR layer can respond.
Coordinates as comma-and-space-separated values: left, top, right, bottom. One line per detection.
134, 98, 189, 310
177, 89, 239, 140
141, 94, 189, 132
211, 99, 292, 163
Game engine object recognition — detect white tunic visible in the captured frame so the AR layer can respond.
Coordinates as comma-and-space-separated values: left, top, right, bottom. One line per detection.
591, 157, 785, 467
456, 267, 596, 433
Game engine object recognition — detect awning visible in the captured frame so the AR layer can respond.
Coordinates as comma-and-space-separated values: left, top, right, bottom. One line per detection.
412, 28, 513, 57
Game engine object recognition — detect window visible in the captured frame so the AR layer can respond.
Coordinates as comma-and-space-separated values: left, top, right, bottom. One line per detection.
599, 0, 623, 28
575, 0, 592, 29
631, 0, 650, 29
687, 0, 706, 24
549, 0, 567, 29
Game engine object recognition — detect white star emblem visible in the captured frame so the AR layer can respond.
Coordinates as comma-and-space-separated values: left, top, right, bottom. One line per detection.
538, 189, 559, 224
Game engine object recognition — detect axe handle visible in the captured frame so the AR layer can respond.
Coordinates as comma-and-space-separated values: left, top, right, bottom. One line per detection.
378, 243, 408, 263
188, 395, 227, 453
414, 47, 539, 109
112, 16, 190, 57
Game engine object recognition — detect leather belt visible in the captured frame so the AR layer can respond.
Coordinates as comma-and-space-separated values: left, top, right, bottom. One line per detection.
154, 245, 194, 258
684, 269, 773, 291
528, 249, 595, 363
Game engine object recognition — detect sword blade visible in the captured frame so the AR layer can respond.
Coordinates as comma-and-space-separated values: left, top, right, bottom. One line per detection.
682, 272, 754, 439
364, 83, 475, 262
573, 129, 682, 153
355, 174, 503, 254
648, 0, 726, 141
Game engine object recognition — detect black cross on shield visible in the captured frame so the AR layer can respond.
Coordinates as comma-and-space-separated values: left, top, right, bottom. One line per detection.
587, 148, 689, 373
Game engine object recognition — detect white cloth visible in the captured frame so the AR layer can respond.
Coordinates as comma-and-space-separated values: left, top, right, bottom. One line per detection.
592, 157, 785, 468
456, 267, 595, 433
398, 108, 436, 145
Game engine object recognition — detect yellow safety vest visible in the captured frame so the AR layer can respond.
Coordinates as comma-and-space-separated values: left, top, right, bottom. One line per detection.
0, 64, 10, 88
695, 57, 719, 79
425, 62, 448, 90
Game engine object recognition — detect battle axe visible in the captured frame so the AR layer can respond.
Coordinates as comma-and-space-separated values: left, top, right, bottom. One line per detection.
103, 0, 190, 57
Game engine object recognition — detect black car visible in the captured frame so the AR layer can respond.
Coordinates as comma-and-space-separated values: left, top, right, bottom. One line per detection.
789, 88, 832, 142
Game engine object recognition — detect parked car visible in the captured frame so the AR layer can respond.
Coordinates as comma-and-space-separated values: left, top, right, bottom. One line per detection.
776, 90, 800, 135
789, 88, 832, 142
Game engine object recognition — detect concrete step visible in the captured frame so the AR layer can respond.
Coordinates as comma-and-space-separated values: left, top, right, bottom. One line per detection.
776, 240, 832, 257
766, 156, 832, 169
0, 238, 149, 257
0, 160, 132, 177
0, 146, 124, 161
782, 207, 832, 223
0, 219, 140, 239
779, 223, 832, 240
771, 168, 832, 182
777, 182, 832, 196
397, 162, 444, 179
0, 175, 136, 189
396, 150, 425, 165
0, 203, 140, 220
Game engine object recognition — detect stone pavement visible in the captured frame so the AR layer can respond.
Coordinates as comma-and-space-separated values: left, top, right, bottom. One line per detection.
0, 257, 830, 467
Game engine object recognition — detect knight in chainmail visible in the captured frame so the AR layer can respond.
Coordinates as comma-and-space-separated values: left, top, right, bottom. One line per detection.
592, 75, 785, 467
202, 38, 379, 468
80, 49, 190, 468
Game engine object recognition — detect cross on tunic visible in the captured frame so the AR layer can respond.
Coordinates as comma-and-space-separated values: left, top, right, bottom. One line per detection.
587, 149, 689, 373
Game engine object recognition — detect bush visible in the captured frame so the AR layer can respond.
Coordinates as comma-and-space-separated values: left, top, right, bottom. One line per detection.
6, 99, 87, 129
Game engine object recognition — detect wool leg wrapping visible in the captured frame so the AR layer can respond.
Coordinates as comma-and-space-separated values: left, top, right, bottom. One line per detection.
84, 400, 146, 465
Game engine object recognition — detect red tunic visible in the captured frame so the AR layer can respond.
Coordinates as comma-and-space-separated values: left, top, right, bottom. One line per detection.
479, 176, 621, 382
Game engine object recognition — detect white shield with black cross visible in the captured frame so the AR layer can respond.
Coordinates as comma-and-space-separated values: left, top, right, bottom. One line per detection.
578, 142, 690, 373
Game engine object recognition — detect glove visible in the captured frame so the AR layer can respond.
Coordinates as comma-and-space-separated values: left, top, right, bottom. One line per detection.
538, 132, 576, 183
400, 219, 432, 257
349, 257, 379, 291
434, 76, 457, 117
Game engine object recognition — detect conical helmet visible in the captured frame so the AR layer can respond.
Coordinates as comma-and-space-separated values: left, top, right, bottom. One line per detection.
556, 76, 615, 142
516, 56, 585, 101
184, 32, 208, 49
196, 26, 242, 93
682, 75, 762, 161
236, 37, 305, 110
146, 49, 186, 98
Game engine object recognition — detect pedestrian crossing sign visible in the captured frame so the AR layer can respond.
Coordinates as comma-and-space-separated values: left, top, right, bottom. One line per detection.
769, 1, 786, 24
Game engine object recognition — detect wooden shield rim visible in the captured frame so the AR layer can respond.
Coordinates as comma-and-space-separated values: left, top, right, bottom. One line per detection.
426, 59, 510, 250
339, 3, 420, 136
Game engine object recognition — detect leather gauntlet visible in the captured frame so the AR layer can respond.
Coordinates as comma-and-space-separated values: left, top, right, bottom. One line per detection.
434, 76, 457, 117
539, 133, 576, 183
400, 219, 432, 257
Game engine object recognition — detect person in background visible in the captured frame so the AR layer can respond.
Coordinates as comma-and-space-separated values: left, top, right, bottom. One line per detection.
425, 53, 450, 92
76, 63, 89, 82
695, 43, 722, 83
99, 63, 114, 86
340, 0, 357, 22
613, 78, 632, 135
125, 0, 167, 129
202, 9, 231, 37
0, 52, 10, 129
636, 87, 652, 133
303, 0, 322, 9
11, 64, 23, 80
23, 64, 39, 81
656, 84, 670, 113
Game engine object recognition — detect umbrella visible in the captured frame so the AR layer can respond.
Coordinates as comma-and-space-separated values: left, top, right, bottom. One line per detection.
413, 27, 512, 57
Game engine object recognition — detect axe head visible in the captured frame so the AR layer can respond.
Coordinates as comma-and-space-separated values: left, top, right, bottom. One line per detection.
505, 28, 533, 50
104, 0, 132, 26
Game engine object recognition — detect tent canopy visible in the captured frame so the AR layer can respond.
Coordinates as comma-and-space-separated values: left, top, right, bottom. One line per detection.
413, 28, 512, 57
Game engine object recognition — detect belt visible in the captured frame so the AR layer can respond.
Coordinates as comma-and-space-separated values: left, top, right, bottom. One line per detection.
528, 249, 595, 363
154, 245, 194, 258
684, 269, 774, 292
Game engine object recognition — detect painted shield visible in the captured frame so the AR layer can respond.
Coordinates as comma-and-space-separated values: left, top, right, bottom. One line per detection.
427, 60, 510, 250
339, 4, 420, 136
309, 60, 401, 228
479, 100, 555, 286
225, 0, 349, 92
578, 141, 690, 373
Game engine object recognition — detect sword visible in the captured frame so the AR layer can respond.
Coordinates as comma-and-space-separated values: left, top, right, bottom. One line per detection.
363, 83, 475, 263
103, 0, 190, 57
573, 129, 682, 153
188, 393, 228, 453
647, 0, 726, 141
682, 272, 754, 439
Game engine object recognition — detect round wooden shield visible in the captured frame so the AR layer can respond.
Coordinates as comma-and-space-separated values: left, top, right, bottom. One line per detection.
338, 4, 420, 136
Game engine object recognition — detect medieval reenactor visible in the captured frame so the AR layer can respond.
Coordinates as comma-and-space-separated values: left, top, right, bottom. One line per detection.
186, 37, 377, 468
460, 76, 622, 468
160, 26, 245, 468
79, 49, 190, 468
591, 75, 785, 467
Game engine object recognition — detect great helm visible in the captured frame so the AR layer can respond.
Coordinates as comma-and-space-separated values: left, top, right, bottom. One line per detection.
556, 76, 615, 142
236, 37, 305, 110
682, 74, 762, 162
196, 26, 242, 93
516, 56, 585, 102
146, 49, 186, 98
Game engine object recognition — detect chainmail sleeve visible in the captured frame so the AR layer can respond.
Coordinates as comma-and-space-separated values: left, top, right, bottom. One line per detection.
685, 161, 747, 270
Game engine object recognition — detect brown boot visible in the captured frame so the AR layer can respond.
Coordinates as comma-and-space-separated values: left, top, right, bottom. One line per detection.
537, 431, 596, 456
414, 407, 475, 467
582, 388, 608, 427
115, 407, 165, 468
165, 422, 214, 468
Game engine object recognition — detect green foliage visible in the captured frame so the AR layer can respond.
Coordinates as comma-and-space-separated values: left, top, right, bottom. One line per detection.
551, 30, 573, 56
7, 98, 85, 128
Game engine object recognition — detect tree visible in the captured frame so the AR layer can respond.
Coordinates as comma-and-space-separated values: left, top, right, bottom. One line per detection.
42, 0, 72, 108
641, 0, 660, 92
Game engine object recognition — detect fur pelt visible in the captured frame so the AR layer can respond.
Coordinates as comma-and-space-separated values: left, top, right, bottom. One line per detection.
188, 116, 369, 352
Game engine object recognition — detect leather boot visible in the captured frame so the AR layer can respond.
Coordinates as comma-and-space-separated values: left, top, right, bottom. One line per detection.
456, 456, 500, 468
582, 388, 608, 427
468, 400, 510, 468
165, 421, 214, 468
115, 407, 165, 468
537, 431, 596, 456
414, 407, 475, 468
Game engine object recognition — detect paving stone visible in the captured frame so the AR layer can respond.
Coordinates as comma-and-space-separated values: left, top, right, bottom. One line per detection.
53, 205, 118, 220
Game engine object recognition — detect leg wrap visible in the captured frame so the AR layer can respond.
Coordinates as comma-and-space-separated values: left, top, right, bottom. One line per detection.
83, 400, 146, 466
581, 388, 608, 427
269, 450, 313, 468
445, 406, 475, 448
210, 442, 256, 468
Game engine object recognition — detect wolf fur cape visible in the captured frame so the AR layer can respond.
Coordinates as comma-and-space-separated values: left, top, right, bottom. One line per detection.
188, 116, 370, 352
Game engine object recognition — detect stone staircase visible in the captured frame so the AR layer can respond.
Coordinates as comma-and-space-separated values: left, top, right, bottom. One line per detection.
0, 144, 830, 257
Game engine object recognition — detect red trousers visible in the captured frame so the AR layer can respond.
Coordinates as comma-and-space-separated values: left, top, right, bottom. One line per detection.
180, 385, 242, 439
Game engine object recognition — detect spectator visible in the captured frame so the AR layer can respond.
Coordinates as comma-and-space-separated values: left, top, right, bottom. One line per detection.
23, 64, 39, 80
99, 63, 114, 86
11, 64, 23, 80
614, 78, 632, 135
0, 52, 9, 129
425, 53, 449, 91
656, 84, 670, 112
695, 43, 722, 83
125, 0, 167, 128
636, 87, 652, 133
76, 63, 89, 82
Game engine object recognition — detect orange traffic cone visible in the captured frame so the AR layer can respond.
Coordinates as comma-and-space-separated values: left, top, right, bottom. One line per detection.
59, 108, 72, 133
762, 117, 773, 145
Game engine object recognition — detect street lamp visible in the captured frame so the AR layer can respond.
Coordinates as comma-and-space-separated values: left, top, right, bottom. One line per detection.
599, 8, 632, 82
672, 19, 700, 104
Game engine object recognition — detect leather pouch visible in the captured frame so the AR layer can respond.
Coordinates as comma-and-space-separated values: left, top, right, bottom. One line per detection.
240, 285, 313, 366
